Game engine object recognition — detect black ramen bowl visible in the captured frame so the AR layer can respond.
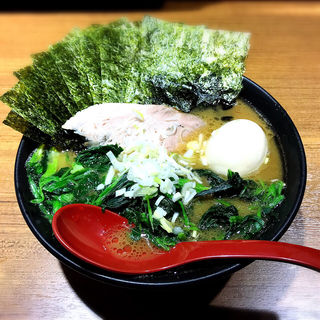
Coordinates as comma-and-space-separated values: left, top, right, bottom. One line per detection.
14, 77, 307, 288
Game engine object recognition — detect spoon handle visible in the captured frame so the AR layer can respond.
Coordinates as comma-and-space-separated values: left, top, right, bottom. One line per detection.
180, 240, 320, 271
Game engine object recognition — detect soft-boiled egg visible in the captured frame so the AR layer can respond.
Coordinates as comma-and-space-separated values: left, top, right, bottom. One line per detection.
205, 119, 268, 176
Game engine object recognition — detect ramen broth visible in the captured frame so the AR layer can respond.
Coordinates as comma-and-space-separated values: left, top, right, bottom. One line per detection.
26, 99, 285, 246
176, 99, 284, 241
177, 99, 283, 182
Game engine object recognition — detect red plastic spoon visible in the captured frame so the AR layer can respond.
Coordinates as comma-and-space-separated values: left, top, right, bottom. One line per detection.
52, 204, 320, 274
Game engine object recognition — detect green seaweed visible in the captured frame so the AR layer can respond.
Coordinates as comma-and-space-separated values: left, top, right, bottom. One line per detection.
0, 81, 60, 135
14, 65, 71, 123
31, 51, 79, 115
1, 17, 250, 147
99, 18, 150, 103
3, 111, 53, 144
79, 25, 104, 104
140, 16, 250, 111
50, 32, 93, 111
3, 111, 86, 150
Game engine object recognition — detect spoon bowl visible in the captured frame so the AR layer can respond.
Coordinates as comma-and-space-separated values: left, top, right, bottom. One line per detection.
52, 204, 320, 274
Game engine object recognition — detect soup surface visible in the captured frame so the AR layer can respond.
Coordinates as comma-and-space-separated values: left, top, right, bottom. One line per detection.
26, 100, 285, 249
177, 100, 283, 181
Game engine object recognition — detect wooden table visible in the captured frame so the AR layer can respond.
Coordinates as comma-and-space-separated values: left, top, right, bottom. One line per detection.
1, 2, 319, 319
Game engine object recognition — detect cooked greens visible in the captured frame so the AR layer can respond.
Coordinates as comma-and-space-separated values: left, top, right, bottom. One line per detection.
1, 17, 250, 148
198, 203, 238, 231
26, 145, 285, 250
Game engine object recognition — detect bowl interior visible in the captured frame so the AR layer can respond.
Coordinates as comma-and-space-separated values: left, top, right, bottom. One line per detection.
14, 77, 306, 288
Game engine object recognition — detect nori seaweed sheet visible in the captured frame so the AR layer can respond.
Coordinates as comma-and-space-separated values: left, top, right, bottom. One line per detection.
1, 16, 250, 150
100, 18, 150, 104
3, 111, 87, 150
0, 81, 60, 136
139, 16, 250, 112
50, 32, 93, 111
31, 51, 79, 115
14, 65, 72, 123
3, 110, 53, 144
79, 25, 103, 104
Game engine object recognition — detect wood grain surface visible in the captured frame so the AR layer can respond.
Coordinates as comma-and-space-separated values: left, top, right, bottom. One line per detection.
0, 2, 320, 319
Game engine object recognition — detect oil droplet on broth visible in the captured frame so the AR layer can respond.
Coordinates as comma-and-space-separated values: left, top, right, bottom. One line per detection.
103, 226, 165, 260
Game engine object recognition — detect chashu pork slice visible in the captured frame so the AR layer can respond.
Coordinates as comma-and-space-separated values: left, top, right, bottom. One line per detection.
62, 103, 206, 152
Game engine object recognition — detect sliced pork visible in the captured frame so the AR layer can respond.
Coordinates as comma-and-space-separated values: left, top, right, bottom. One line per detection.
62, 103, 205, 152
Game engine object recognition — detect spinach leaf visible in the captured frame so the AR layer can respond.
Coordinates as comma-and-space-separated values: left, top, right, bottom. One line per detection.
131, 221, 178, 251
248, 180, 285, 217
176, 178, 209, 193
198, 203, 265, 240
196, 169, 285, 216
72, 170, 101, 203
130, 225, 178, 251
122, 201, 180, 251
196, 169, 284, 240
195, 169, 237, 197
144, 230, 178, 251
153, 196, 178, 217
94, 174, 134, 207
198, 203, 238, 230
122, 207, 144, 225
225, 215, 265, 239
25, 144, 48, 177
75, 144, 123, 170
